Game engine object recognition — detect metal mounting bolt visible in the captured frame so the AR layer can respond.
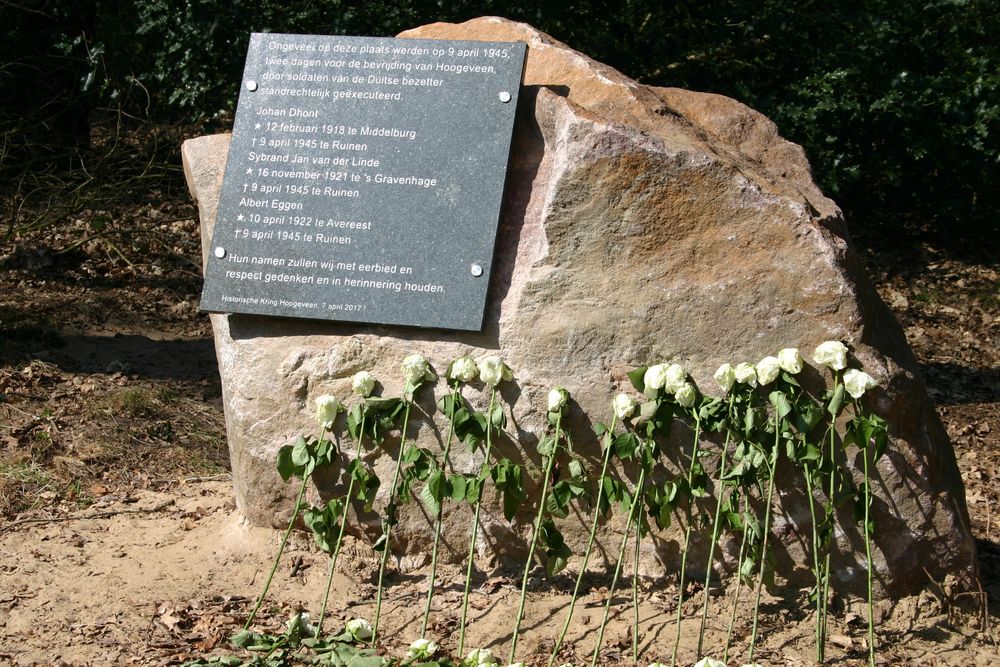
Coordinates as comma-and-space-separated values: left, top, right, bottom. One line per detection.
470, 263, 484, 277
246, 80, 258, 92
498, 91, 511, 103
214, 247, 226, 258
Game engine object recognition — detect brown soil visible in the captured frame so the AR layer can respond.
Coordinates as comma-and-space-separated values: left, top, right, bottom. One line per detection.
1, 125, 998, 665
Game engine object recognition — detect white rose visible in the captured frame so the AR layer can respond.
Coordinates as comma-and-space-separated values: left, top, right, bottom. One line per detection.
463, 648, 498, 667
663, 363, 688, 393
401, 353, 435, 386
478, 356, 513, 387
693, 659, 726, 667
547, 387, 569, 412
813, 340, 848, 371
643, 364, 668, 390
612, 393, 638, 420
777, 347, 804, 374
714, 362, 736, 393
315, 394, 343, 428
351, 371, 375, 398
734, 362, 758, 386
449, 356, 479, 383
843, 368, 878, 398
345, 617, 372, 641
286, 611, 316, 638
755, 356, 781, 386
674, 382, 697, 408
407, 638, 438, 660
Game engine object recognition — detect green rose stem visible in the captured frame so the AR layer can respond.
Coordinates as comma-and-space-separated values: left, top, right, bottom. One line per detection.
509, 409, 563, 664
747, 410, 781, 662
243, 426, 326, 632
590, 465, 647, 667
862, 429, 875, 666
781, 380, 827, 663
722, 495, 751, 664
371, 398, 416, 646
547, 414, 619, 667
802, 454, 826, 662
696, 394, 736, 658
819, 372, 843, 652
420, 382, 461, 638
853, 401, 878, 667
631, 506, 641, 662
669, 408, 703, 667
458, 386, 499, 656
316, 411, 366, 635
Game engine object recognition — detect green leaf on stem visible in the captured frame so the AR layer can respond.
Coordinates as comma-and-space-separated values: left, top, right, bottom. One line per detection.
400, 446, 434, 501
689, 460, 709, 498
637, 398, 659, 426
780, 370, 801, 387
599, 476, 628, 517
453, 405, 487, 451
489, 401, 505, 428
303, 497, 345, 553
347, 459, 380, 511
276, 445, 297, 481
436, 393, 456, 416
347, 403, 364, 441
538, 518, 572, 577
315, 437, 337, 467
465, 476, 482, 503
645, 480, 678, 530
362, 396, 405, 445
420, 467, 446, 516
627, 366, 648, 393
491, 458, 526, 521
769, 390, 792, 419
537, 436, 557, 457
651, 399, 674, 438
447, 473, 467, 502
828, 383, 846, 417
546, 474, 587, 518
230, 630, 255, 648
614, 432, 640, 460
291, 436, 311, 467
794, 397, 823, 433
371, 531, 389, 553
743, 405, 759, 437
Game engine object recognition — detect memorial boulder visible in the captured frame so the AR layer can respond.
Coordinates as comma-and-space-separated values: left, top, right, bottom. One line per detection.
183, 17, 977, 596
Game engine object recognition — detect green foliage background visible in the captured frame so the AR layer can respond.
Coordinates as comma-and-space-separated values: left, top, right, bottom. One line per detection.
4, 0, 998, 246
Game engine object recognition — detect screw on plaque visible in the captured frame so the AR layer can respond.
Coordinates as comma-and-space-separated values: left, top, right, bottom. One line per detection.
214, 247, 226, 259
470, 264, 484, 277
246, 80, 258, 91
498, 91, 512, 103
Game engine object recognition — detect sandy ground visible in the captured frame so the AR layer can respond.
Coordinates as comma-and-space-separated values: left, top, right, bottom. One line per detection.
0, 480, 995, 666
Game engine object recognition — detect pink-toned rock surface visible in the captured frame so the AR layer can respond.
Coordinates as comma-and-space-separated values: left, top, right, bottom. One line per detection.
182, 17, 976, 596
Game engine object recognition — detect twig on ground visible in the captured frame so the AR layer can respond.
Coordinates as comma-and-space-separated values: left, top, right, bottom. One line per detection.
986, 495, 992, 542
151, 473, 231, 484
0, 499, 174, 534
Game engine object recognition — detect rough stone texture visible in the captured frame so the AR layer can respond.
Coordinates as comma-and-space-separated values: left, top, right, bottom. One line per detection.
182, 17, 977, 596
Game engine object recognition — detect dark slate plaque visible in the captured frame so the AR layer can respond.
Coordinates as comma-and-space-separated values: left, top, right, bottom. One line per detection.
200, 33, 526, 331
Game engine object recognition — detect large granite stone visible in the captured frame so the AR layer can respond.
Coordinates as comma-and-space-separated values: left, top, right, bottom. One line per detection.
182, 17, 977, 596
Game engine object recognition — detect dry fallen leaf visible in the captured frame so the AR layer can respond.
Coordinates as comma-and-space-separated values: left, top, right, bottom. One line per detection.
157, 605, 187, 632
194, 631, 222, 651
